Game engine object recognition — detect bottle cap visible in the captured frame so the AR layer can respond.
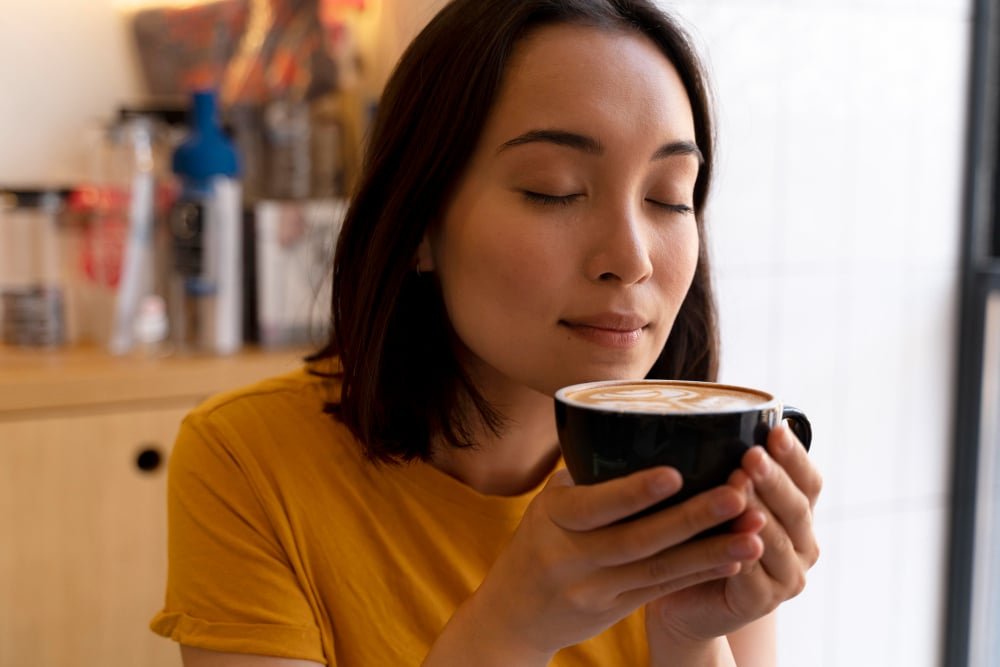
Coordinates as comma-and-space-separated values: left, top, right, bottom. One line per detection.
172, 90, 240, 182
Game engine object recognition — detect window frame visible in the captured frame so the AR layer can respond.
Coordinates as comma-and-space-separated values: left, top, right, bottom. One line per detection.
945, 0, 1000, 664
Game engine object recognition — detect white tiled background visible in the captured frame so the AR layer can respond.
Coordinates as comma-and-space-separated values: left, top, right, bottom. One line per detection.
662, 1, 971, 664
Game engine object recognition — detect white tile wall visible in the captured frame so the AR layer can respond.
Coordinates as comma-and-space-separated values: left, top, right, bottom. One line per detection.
664, 0, 970, 664
775, 515, 838, 666
907, 15, 970, 270
831, 510, 899, 665
894, 504, 950, 664
899, 268, 960, 504
840, 267, 908, 510
715, 270, 778, 391
772, 269, 845, 508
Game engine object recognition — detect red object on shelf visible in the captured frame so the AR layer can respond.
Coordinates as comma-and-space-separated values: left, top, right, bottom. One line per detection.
66, 183, 178, 290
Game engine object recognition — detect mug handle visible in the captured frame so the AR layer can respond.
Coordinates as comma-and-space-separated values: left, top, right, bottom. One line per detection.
782, 406, 812, 452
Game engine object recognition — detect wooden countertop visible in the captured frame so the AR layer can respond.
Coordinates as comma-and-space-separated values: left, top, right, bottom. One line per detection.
0, 344, 310, 415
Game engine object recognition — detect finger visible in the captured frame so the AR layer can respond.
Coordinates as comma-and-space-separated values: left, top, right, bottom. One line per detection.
742, 498, 810, 602
592, 484, 753, 566
726, 469, 767, 534
768, 424, 823, 508
729, 506, 767, 535
616, 561, 740, 611
742, 449, 820, 567
608, 530, 763, 596
547, 466, 683, 531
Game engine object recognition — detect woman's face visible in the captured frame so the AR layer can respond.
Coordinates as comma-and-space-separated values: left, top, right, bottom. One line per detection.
420, 23, 701, 399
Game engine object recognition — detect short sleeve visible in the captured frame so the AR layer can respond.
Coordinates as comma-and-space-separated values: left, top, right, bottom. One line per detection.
149, 411, 328, 664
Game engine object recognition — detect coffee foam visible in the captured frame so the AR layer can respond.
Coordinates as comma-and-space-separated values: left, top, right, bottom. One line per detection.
562, 382, 770, 414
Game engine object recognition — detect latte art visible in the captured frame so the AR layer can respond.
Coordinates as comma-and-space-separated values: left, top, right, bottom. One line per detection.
563, 382, 769, 414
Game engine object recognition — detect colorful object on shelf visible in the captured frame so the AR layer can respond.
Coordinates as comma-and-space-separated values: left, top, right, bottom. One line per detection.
168, 90, 243, 355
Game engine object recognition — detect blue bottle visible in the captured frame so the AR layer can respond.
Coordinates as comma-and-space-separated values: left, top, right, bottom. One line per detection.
169, 90, 243, 354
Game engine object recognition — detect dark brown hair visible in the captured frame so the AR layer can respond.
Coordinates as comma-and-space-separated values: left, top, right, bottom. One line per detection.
311, 0, 719, 463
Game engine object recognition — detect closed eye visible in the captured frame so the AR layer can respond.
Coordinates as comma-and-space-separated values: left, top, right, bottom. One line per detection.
522, 191, 583, 207
647, 200, 695, 215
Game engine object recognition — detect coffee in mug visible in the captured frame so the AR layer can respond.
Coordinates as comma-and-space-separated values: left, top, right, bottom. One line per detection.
554, 379, 811, 515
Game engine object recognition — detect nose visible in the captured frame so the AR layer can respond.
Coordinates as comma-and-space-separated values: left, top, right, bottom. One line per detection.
583, 204, 654, 285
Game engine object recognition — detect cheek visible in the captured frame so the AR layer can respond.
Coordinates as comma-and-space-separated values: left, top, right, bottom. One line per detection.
647, 223, 701, 351
655, 223, 700, 292
440, 226, 563, 326
681, 227, 700, 286
432, 195, 569, 343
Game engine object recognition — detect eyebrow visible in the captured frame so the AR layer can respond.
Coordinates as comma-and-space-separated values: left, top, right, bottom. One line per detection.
497, 129, 703, 164
498, 129, 602, 154
652, 140, 704, 165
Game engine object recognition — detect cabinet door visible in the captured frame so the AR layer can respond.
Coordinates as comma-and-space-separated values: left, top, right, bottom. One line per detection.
0, 406, 186, 667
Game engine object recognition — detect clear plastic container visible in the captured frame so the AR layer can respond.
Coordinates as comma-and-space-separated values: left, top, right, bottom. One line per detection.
72, 105, 183, 352
0, 189, 70, 347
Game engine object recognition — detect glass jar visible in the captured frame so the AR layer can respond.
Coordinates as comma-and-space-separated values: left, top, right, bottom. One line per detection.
0, 189, 69, 347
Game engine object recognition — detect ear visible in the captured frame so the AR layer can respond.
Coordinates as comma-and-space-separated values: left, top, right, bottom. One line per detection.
414, 233, 435, 272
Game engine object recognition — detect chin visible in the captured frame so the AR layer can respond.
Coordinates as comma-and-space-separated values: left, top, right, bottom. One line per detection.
547, 365, 653, 396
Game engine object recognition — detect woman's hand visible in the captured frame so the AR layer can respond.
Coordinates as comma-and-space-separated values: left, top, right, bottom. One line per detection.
424, 465, 764, 666
645, 423, 823, 652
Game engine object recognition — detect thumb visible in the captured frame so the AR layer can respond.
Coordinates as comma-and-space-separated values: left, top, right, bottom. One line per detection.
545, 467, 682, 532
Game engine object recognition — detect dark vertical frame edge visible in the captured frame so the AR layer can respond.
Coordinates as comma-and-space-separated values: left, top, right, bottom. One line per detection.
945, 0, 1000, 664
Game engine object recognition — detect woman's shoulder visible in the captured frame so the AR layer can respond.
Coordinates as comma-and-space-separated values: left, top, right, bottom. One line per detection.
176, 359, 356, 469
190, 358, 340, 423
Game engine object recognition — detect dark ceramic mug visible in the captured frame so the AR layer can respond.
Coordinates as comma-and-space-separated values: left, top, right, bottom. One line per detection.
554, 379, 811, 518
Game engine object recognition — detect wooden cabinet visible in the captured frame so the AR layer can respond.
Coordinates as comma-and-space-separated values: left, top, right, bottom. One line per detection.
0, 346, 307, 667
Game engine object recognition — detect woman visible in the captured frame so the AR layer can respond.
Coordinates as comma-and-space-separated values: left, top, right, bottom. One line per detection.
151, 0, 822, 665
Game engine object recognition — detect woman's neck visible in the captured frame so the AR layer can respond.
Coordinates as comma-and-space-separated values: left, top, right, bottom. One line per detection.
429, 386, 561, 496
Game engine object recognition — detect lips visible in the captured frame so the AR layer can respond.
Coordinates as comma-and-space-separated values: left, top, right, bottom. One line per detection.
559, 313, 649, 349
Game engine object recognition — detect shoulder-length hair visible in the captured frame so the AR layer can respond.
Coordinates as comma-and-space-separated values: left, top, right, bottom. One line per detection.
311, 0, 719, 463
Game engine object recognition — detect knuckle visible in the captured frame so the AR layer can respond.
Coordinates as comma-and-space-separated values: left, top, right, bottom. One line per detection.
790, 496, 812, 527
563, 584, 599, 613
788, 571, 807, 598
770, 529, 794, 556
806, 541, 821, 567
535, 552, 560, 581
808, 470, 825, 499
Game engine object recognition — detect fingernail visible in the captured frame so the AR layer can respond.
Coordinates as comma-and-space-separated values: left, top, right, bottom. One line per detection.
729, 537, 758, 560
773, 426, 793, 454
753, 452, 771, 480
650, 470, 679, 496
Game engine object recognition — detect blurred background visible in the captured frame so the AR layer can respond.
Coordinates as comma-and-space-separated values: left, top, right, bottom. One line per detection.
1, 0, 998, 665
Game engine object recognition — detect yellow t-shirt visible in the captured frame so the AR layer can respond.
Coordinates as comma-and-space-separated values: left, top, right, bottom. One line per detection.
150, 367, 649, 665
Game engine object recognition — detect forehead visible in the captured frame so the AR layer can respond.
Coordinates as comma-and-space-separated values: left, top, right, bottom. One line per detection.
483, 23, 696, 142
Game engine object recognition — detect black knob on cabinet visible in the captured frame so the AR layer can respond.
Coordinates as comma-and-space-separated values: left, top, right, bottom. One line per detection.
135, 446, 163, 473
